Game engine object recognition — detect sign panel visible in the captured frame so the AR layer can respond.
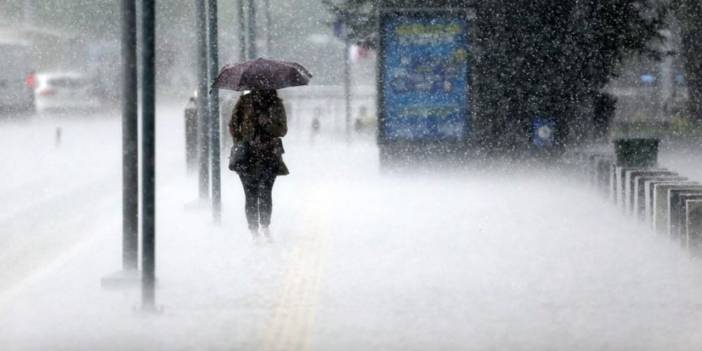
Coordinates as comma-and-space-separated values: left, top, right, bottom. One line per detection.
380, 11, 470, 141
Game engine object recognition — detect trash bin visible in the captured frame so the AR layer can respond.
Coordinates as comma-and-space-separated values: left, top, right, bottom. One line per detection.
614, 138, 659, 168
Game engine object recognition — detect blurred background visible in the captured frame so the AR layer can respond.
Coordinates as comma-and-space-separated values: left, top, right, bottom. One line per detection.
0, 0, 699, 144
0, 0, 375, 129
4, 2, 702, 350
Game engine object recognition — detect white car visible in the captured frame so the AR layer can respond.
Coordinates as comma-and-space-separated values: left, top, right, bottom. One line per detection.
34, 72, 101, 112
0, 40, 35, 114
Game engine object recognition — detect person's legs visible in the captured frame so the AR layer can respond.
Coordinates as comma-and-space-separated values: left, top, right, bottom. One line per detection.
258, 174, 277, 229
239, 174, 260, 232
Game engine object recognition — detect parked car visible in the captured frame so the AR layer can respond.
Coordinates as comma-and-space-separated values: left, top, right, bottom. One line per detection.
0, 40, 36, 114
34, 72, 101, 112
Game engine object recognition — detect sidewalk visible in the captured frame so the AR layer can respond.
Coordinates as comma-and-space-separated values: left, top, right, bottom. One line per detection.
3, 137, 702, 350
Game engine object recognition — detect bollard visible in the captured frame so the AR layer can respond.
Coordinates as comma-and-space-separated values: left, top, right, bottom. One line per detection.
669, 190, 702, 239
633, 173, 682, 219
609, 162, 617, 202
655, 183, 700, 235
618, 167, 646, 211
644, 179, 688, 224
55, 127, 62, 147
587, 153, 608, 187
623, 169, 669, 215
595, 156, 614, 193
615, 166, 644, 208
664, 187, 702, 237
184, 97, 198, 173
652, 182, 700, 234
685, 200, 702, 254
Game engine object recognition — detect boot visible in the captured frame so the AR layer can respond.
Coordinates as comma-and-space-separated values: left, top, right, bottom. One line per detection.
249, 226, 259, 242
261, 226, 273, 243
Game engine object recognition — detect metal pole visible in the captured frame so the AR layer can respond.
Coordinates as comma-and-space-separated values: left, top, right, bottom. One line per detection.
238, 0, 246, 61
121, 0, 138, 271
196, 0, 210, 200
141, 0, 156, 310
264, 0, 271, 56
208, 0, 222, 223
343, 36, 352, 141
247, 0, 257, 59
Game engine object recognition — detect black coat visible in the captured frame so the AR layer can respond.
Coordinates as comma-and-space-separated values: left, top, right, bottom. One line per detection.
229, 93, 289, 176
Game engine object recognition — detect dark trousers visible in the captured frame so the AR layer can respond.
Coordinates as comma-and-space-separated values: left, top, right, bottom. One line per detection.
239, 173, 276, 230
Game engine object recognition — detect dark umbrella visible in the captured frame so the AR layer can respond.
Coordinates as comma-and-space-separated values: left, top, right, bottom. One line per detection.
212, 57, 312, 91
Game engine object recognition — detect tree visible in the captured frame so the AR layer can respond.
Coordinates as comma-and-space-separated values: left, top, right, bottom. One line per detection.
673, 0, 702, 123
326, 0, 667, 152
474, 0, 666, 150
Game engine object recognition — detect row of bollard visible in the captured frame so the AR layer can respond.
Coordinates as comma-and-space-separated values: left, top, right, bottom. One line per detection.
565, 138, 702, 254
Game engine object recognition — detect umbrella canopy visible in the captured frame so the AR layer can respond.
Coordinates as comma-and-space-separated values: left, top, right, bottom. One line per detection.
213, 57, 312, 91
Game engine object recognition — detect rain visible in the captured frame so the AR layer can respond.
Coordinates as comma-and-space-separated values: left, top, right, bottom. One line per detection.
1, 0, 702, 350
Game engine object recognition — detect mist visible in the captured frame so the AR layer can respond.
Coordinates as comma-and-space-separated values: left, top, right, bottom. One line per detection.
2, 0, 702, 350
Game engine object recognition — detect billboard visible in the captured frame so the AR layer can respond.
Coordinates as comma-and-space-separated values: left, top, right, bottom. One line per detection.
379, 11, 471, 142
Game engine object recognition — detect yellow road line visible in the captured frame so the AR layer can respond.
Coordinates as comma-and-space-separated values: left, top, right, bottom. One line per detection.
262, 194, 331, 351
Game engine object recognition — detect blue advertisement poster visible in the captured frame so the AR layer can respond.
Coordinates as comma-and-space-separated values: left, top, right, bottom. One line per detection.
380, 12, 470, 141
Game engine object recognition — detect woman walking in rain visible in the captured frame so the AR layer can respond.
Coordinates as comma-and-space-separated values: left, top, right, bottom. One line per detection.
213, 57, 311, 241
229, 89, 289, 241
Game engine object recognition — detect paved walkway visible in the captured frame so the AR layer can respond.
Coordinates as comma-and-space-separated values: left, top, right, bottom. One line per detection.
2, 116, 702, 350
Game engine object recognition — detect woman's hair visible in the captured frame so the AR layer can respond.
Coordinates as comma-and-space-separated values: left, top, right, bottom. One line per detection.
251, 89, 278, 111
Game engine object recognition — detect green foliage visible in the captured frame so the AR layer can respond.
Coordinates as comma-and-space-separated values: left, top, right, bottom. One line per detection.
673, 0, 702, 122
474, 0, 667, 149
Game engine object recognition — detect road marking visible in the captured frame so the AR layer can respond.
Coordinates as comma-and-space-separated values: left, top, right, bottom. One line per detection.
262, 193, 331, 351
0, 227, 100, 312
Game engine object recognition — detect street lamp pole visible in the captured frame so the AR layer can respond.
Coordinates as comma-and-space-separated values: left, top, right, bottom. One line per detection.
264, 0, 271, 55
238, 0, 246, 61
247, 0, 257, 59
207, 0, 221, 222
101, 0, 140, 291
140, 0, 157, 311
342, 16, 352, 141
196, 0, 211, 200
121, 0, 139, 271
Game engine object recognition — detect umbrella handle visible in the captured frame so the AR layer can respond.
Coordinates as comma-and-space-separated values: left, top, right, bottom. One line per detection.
209, 69, 225, 94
